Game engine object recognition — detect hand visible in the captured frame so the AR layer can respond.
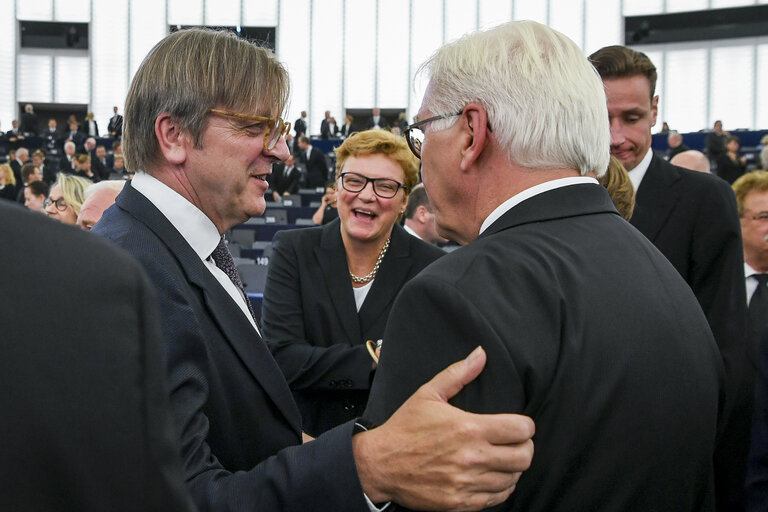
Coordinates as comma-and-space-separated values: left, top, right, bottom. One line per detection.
353, 347, 535, 511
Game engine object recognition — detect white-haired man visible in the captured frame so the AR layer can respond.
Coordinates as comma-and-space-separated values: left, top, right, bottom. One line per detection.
366, 21, 723, 511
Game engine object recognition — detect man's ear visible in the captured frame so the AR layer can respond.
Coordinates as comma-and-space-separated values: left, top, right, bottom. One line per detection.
155, 113, 188, 165
416, 204, 429, 222
460, 103, 490, 171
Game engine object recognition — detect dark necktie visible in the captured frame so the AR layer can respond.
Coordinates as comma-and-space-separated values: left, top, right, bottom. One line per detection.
210, 237, 257, 323
749, 274, 768, 343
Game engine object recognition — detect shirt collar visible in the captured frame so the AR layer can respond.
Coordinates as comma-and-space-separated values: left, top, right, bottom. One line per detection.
746, 262, 759, 279
627, 147, 654, 191
479, 176, 599, 235
131, 172, 221, 260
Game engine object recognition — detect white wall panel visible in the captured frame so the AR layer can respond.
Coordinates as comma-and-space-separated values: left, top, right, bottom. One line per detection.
17, 54, 52, 103
129, 0, 167, 78
514, 0, 547, 23
377, 0, 409, 109
712, 0, 759, 6
54, 0, 90, 22
549, 0, 583, 49
409, 0, 442, 119
623, 0, 664, 15
478, 0, 512, 30
244, 0, 278, 26
17, 0, 52, 21
168, 0, 202, 25
311, 0, 343, 131
279, 0, 311, 129
54, 55, 89, 104
758, 43, 768, 129
663, 47, 708, 132
92, 0, 129, 128
343, 0, 375, 109
0, 0, 15, 126
445, 0, 477, 43
666, 0, 709, 12
205, 0, 240, 26
584, 0, 622, 54
710, 44, 755, 129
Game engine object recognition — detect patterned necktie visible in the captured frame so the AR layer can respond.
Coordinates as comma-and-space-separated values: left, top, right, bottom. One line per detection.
749, 274, 768, 344
210, 237, 257, 323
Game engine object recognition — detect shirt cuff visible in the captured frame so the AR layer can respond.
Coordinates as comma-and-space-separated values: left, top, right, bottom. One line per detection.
355, 422, 391, 512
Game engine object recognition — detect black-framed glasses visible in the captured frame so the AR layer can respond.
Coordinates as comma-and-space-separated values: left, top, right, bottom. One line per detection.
44, 196, 68, 211
339, 172, 407, 199
404, 110, 463, 158
209, 109, 291, 151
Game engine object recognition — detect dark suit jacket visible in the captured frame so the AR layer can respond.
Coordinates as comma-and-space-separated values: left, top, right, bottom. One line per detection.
93, 181, 370, 512
108, 114, 124, 137
269, 161, 301, 196
0, 201, 193, 512
303, 146, 329, 188
80, 120, 99, 137
294, 117, 307, 138
9, 159, 22, 187
747, 329, 768, 511
632, 155, 753, 511
366, 183, 724, 511
263, 220, 444, 435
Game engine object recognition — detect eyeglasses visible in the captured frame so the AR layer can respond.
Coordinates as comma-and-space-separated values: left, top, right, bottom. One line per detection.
339, 172, 407, 199
209, 109, 291, 151
404, 111, 463, 158
44, 197, 68, 211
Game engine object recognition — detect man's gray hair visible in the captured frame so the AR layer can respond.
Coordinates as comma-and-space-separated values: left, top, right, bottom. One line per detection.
417, 20, 610, 176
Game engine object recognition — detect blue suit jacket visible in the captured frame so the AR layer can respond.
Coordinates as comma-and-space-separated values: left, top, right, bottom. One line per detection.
93, 180, 369, 512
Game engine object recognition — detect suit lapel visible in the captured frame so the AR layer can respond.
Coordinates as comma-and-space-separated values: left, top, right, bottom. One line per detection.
357, 224, 414, 338
116, 182, 302, 433
315, 220, 362, 343
630, 155, 680, 242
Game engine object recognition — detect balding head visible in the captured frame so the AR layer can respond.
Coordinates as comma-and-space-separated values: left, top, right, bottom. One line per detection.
77, 180, 125, 230
671, 150, 710, 174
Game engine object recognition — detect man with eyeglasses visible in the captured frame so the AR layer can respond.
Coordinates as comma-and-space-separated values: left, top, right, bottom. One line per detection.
366, 21, 724, 510
93, 28, 534, 512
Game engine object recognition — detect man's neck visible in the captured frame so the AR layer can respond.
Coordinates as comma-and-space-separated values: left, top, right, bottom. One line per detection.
746, 253, 768, 274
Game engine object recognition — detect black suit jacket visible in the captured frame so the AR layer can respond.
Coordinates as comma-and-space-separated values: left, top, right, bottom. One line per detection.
93, 181, 370, 511
632, 155, 753, 511
0, 202, 194, 511
263, 220, 444, 435
294, 117, 307, 138
108, 114, 124, 137
304, 146, 329, 188
747, 329, 768, 510
9, 159, 22, 187
366, 183, 724, 511
269, 161, 301, 196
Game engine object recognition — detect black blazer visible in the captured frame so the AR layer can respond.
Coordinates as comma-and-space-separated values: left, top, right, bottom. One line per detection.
93, 181, 371, 511
294, 117, 307, 138
1, 202, 193, 511
366, 183, 724, 511
303, 147, 329, 188
632, 155, 753, 511
263, 220, 444, 435
269, 161, 301, 195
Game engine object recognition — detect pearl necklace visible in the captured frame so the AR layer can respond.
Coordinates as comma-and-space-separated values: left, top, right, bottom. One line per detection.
349, 237, 391, 284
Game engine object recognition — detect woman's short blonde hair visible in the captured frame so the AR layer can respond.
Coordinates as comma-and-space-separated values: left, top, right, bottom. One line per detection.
53, 173, 92, 217
334, 129, 419, 192
598, 156, 635, 221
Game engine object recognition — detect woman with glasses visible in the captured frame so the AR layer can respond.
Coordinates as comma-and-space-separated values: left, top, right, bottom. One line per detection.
44, 173, 91, 224
262, 129, 445, 436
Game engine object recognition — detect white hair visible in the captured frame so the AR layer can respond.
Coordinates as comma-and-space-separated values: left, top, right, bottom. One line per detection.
84, 179, 125, 200
64, 141, 75, 151
417, 20, 610, 176
16, 147, 28, 158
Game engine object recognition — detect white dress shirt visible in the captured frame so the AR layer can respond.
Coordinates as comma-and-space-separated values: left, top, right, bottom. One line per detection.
626, 147, 654, 192
131, 172, 260, 334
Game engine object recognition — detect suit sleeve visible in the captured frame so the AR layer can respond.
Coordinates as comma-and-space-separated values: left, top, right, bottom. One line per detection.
364, 273, 527, 426
141, 253, 369, 512
262, 231, 374, 391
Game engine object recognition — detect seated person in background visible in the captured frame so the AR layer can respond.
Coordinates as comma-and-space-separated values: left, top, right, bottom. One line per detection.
598, 155, 635, 221
665, 131, 689, 161
24, 180, 49, 213
312, 183, 338, 225
263, 129, 446, 436
44, 173, 91, 225
269, 154, 301, 201
73, 154, 99, 182
0, 163, 17, 202
109, 154, 130, 179
671, 150, 711, 174
77, 180, 125, 230
717, 135, 748, 185
60, 140, 77, 174
16, 163, 43, 204
403, 183, 446, 244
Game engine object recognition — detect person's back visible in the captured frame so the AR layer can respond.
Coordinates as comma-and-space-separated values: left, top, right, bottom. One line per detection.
368, 191, 722, 510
